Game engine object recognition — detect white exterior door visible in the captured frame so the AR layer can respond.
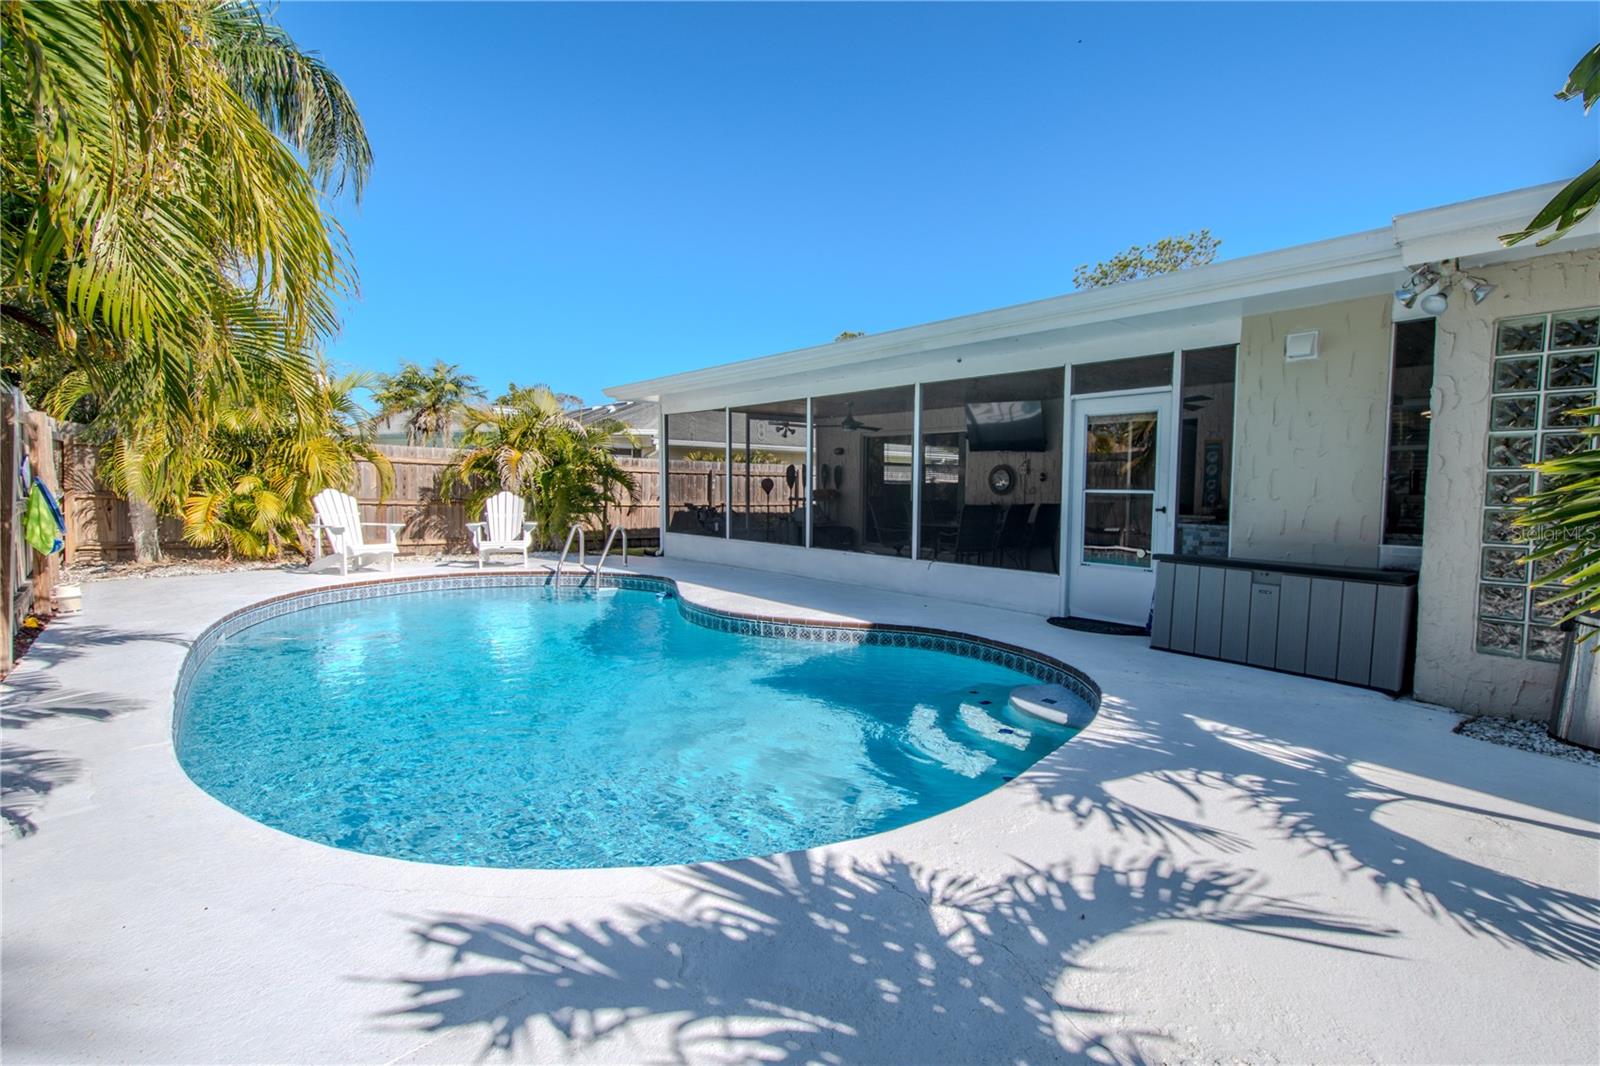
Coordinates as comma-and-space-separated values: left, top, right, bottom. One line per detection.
1067, 392, 1172, 625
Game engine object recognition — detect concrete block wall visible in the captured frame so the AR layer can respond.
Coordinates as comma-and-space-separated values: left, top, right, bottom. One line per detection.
1413, 249, 1599, 719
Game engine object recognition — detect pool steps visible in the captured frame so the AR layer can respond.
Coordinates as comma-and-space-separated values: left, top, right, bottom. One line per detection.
1009, 684, 1094, 728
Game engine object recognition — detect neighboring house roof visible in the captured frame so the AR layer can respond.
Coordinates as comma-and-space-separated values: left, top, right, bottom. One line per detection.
575, 400, 659, 449
605, 182, 1600, 404
577, 399, 659, 432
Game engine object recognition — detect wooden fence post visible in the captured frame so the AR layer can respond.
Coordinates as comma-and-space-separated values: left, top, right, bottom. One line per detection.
25, 411, 59, 614
0, 389, 18, 674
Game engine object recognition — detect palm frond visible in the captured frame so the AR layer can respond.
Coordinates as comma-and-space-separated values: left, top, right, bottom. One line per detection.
1502, 43, 1600, 246
1515, 437, 1600, 627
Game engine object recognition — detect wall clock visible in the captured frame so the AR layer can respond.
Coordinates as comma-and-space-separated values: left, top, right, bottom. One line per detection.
988, 463, 1016, 496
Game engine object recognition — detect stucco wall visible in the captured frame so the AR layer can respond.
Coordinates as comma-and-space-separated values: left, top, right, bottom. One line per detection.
1233, 296, 1394, 566
1414, 249, 1600, 719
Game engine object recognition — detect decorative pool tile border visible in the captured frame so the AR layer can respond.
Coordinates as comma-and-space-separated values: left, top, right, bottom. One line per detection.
173, 571, 1101, 728
673, 598, 1099, 705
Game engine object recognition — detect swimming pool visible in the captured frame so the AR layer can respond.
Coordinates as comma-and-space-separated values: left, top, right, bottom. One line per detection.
175, 579, 1095, 869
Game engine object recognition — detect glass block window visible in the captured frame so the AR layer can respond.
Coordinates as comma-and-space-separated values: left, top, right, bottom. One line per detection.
1478, 306, 1600, 661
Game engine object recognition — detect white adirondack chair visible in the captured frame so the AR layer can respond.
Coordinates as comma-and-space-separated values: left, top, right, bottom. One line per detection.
309, 489, 403, 575
466, 491, 537, 569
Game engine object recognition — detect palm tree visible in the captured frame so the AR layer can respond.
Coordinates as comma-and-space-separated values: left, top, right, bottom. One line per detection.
2, 1, 372, 559
177, 370, 395, 558
375, 360, 486, 447
498, 381, 584, 410
2, 1, 363, 403
444, 386, 635, 549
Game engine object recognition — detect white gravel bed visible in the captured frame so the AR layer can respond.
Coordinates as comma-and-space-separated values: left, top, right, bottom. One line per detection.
1455, 714, 1600, 767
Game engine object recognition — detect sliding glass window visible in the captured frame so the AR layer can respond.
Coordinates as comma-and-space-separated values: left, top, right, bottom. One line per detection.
663, 409, 727, 538
810, 386, 916, 554
1175, 345, 1236, 558
730, 401, 808, 544
918, 367, 1065, 573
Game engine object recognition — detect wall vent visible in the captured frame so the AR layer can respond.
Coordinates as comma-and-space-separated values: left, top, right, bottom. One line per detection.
1285, 330, 1320, 362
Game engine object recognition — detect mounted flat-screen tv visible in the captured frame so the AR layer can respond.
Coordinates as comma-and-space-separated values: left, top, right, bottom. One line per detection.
965, 400, 1047, 452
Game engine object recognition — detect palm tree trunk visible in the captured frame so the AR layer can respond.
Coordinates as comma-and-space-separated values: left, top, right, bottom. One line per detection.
129, 496, 162, 563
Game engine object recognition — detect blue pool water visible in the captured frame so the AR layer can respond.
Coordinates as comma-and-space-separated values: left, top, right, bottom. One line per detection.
176, 587, 1086, 869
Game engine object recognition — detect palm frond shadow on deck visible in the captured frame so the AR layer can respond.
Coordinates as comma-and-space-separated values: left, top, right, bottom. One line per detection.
1, 745, 80, 836
377, 850, 1394, 1064
2, 659, 154, 835
1018, 699, 1600, 968
1, 624, 191, 676
370, 678, 1600, 1062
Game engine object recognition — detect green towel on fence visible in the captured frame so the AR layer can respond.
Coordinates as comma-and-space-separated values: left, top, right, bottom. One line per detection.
24, 480, 64, 555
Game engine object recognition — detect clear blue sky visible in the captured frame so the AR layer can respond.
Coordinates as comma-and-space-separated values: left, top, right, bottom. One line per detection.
276, 1, 1600, 405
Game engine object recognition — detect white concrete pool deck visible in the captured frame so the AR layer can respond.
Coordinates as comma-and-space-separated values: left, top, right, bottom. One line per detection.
2, 556, 1598, 1065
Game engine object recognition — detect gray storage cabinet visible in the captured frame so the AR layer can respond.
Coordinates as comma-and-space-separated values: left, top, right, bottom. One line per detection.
1150, 554, 1418, 695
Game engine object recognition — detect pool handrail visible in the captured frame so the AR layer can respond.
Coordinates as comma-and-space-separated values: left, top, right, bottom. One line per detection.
595, 526, 628, 575
555, 524, 585, 581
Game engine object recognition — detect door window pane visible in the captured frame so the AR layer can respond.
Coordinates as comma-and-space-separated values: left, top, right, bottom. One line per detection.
918, 368, 1064, 572
811, 386, 915, 555
664, 410, 727, 537
1085, 414, 1157, 490
1176, 345, 1236, 557
729, 401, 807, 544
1383, 319, 1436, 547
1082, 493, 1154, 568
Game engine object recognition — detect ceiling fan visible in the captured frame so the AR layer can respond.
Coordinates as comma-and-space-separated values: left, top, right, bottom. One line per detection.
813, 403, 882, 433
764, 402, 882, 435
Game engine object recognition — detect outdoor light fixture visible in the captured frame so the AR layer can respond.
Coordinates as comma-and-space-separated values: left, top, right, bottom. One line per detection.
1463, 275, 1497, 304
1395, 265, 1443, 310
1396, 262, 1495, 315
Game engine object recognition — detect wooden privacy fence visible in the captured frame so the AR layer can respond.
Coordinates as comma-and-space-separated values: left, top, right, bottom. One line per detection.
62, 446, 696, 563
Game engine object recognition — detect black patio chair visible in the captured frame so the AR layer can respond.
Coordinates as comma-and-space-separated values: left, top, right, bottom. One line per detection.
997, 504, 1033, 567
939, 504, 1002, 565
1028, 503, 1061, 571
866, 496, 913, 555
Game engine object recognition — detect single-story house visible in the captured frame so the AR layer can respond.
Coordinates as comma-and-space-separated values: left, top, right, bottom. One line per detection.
606, 182, 1600, 719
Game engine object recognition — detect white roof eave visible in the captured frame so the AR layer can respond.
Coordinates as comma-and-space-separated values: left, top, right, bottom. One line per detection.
605, 181, 1586, 403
